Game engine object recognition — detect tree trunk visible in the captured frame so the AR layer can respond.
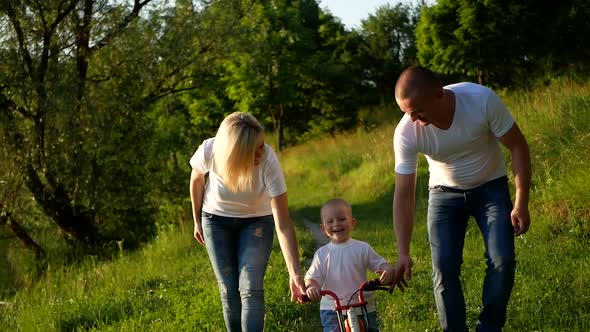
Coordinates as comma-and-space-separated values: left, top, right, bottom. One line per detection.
0, 209, 46, 261
24, 165, 100, 244
277, 104, 285, 151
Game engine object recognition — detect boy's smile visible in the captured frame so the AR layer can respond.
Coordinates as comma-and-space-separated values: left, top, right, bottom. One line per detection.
320, 203, 356, 244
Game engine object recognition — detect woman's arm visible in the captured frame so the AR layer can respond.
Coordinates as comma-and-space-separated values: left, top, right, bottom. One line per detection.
271, 192, 306, 301
189, 169, 206, 245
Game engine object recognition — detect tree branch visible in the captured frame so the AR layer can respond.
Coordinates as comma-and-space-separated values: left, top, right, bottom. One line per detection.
4, 2, 35, 79
0, 92, 35, 120
89, 0, 153, 52
0, 204, 46, 261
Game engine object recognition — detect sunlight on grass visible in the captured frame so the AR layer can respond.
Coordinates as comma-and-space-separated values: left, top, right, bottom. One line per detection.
2, 79, 590, 331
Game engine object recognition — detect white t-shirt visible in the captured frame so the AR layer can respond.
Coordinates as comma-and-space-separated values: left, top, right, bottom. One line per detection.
394, 82, 514, 189
305, 239, 388, 312
189, 138, 287, 217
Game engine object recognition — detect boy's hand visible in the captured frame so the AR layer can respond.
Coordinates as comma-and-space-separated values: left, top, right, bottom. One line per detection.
377, 264, 395, 285
306, 285, 321, 302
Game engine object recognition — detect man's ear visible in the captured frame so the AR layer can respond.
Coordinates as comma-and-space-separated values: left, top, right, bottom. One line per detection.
351, 218, 357, 229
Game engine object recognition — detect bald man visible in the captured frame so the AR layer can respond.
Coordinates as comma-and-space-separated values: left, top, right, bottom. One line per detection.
392, 66, 531, 332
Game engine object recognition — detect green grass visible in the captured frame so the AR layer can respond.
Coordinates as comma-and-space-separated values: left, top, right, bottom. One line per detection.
2, 78, 590, 331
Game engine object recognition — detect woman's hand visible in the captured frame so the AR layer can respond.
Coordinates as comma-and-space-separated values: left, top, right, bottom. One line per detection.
194, 220, 205, 245
189, 169, 206, 245
290, 274, 306, 302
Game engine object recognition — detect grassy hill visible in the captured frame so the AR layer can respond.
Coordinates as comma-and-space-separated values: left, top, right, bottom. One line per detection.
1, 78, 589, 331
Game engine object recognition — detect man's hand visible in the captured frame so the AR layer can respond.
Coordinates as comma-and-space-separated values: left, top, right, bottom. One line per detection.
392, 254, 413, 292
511, 205, 531, 236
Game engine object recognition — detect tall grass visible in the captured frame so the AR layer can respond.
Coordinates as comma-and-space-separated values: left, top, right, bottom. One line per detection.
2, 79, 589, 331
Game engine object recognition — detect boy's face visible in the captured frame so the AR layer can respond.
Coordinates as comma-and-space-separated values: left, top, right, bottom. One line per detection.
320, 203, 356, 244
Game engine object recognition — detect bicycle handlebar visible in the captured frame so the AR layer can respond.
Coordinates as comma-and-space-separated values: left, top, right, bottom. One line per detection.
297, 278, 393, 306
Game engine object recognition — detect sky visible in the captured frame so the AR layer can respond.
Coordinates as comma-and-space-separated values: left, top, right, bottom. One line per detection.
319, 0, 404, 30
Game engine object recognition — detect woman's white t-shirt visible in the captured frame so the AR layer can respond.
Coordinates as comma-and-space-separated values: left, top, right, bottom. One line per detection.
189, 138, 287, 217
394, 82, 515, 189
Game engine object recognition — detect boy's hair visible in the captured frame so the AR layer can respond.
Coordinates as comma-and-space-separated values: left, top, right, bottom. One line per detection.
212, 112, 263, 193
320, 198, 352, 223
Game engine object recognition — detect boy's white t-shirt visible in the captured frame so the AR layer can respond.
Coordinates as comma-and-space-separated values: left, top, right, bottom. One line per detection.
189, 138, 287, 217
305, 239, 388, 312
394, 82, 515, 189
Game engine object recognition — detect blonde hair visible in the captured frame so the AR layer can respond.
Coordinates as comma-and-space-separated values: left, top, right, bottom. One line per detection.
213, 112, 264, 192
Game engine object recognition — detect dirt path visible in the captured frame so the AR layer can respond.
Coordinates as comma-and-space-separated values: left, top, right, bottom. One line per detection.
302, 217, 329, 252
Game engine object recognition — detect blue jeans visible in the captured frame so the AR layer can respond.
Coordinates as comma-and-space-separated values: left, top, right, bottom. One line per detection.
320, 309, 379, 332
202, 212, 275, 332
427, 176, 516, 332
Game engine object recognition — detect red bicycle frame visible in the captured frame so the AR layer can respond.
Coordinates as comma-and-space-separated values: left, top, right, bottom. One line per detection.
299, 279, 393, 332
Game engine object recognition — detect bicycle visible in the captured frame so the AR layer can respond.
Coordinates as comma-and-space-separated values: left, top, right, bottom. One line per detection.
299, 278, 394, 332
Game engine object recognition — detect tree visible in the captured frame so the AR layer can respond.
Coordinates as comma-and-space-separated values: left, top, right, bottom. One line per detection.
358, 3, 418, 102
0, 0, 252, 253
0, 0, 158, 249
219, 0, 361, 148
416, 0, 590, 86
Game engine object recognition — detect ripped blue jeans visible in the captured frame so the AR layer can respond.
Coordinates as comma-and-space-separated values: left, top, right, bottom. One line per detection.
201, 212, 275, 332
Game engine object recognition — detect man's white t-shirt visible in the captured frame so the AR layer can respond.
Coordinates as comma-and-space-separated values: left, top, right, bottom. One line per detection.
305, 239, 388, 312
189, 138, 287, 217
394, 82, 515, 189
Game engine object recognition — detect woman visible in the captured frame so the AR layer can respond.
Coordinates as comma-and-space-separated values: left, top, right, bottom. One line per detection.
189, 112, 305, 331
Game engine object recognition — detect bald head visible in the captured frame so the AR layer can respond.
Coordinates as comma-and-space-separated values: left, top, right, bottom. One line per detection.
395, 66, 443, 101
320, 198, 352, 223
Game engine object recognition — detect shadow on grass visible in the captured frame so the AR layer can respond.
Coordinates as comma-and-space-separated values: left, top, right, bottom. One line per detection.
292, 169, 430, 229
58, 298, 134, 331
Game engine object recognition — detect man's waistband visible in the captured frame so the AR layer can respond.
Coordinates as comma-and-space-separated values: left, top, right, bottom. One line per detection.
429, 175, 508, 193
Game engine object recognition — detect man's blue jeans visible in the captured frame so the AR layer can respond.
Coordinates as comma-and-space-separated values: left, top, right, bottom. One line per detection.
202, 212, 275, 332
427, 176, 516, 332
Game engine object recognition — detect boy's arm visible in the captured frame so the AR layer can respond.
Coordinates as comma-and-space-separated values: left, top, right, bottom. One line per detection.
366, 243, 396, 285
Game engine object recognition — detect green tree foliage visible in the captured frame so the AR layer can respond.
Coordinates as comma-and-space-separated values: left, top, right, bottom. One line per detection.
416, 0, 590, 85
142, 0, 251, 216
216, 0, 361, 148
416, 0, 523, 84
0, 0, 244, 253
0, 0, 167, 251
0, 0, 424, 260
358, 3, 418, 102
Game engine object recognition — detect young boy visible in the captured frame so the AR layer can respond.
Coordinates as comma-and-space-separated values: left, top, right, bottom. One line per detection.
305, 198, 394, 332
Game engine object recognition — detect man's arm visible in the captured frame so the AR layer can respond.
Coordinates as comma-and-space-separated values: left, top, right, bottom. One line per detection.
498, 123, 531, 236
392, 172, 417, 287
